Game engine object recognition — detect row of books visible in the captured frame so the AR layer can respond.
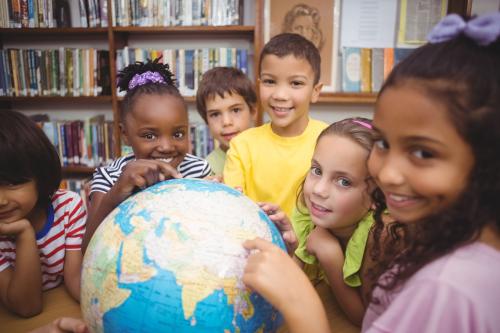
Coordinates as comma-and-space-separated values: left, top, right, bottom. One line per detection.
60, 178, 90, 206
0, 0, 106, 28
116, 47, 249, 97
342, 47, 414, 93
0, 48, 111, 97
36, 115, 115, 167
112, 0, 241, 27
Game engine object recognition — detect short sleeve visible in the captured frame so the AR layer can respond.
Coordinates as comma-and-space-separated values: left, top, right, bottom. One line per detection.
64, 192, 87, 251
364, 279, 483, 333
90, 167, 113, 195
0, 252, 10, 272
223, 138, 247, 193
292, 207, 317, 265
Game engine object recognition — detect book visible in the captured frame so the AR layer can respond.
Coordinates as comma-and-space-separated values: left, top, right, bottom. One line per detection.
371, 48, 384, 93
342, 47, 361, 93
383, 48, 394, 80
360, 48, 372, 93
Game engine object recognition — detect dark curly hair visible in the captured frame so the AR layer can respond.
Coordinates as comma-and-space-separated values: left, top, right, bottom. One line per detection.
368, 31, 500, 297
116, 57, 185, 121
0, 110, 61, 209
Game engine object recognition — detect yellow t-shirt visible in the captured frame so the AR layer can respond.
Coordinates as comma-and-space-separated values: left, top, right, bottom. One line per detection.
223, 119, 327, 217
206, 147, 226, 177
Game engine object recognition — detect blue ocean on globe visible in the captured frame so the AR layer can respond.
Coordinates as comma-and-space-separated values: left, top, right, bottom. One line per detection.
81, 179, 285, 332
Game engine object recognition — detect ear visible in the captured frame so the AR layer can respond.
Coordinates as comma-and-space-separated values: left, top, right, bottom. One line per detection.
120, 122, 130, 146
310, 82, 323, 103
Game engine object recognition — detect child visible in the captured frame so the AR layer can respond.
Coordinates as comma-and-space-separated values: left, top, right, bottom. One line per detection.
292, 117, 375, 325
0, 110, 86, 317
196, 67, 257, 177
83, 59, 211, 251
243, 12, 500, 332
224, 33, 327, 217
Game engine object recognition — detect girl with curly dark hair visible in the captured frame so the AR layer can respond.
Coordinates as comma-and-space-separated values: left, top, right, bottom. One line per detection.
242, 12, 500, 333
82, 58, 211, 251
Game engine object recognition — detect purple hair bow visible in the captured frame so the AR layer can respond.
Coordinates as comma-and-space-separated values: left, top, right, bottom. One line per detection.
427, 12, 500, 46
128, 71, 166, 90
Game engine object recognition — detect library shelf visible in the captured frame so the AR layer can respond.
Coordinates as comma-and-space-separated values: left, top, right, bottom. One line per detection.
0, 96, 113, 103
0, 28, 108, 36
62, 166, 95, 174
317, 93, 377, 105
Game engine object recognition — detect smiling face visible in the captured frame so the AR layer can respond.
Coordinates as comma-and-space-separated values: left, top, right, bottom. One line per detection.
205, 92, 255, 151
368, 83, 474, 223
0, 180, 38, 224
259, 54, 322, 137
303, 134, 372, 238
122, 94, 190, 169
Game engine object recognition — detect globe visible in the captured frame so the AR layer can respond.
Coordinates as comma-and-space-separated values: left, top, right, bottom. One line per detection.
81, 178, 285, 333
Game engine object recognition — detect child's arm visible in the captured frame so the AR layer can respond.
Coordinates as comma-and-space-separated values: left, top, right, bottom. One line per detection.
307, 227, 365, 326
63, 251, 82, 301
0, 219, 43, 317
243, 238, 330, 333
83, 160, 181, 252
258, 202, 298, 255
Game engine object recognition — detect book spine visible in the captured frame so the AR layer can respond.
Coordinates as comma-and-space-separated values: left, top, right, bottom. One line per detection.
360, 48, 372, 93
342, 47, 361, 93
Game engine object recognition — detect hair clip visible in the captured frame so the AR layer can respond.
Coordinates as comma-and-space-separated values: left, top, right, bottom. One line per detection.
427, 12, 500, 46
352, 120, 372, 129
128, 71, 166, 90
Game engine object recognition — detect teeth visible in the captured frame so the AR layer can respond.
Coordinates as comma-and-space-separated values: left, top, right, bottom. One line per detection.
273, 106, 291, 112
157, 157, 174, 163
312, 203, 329, 212
389, 194, 410, 202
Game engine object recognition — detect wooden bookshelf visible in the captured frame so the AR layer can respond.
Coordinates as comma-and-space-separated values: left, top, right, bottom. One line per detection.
112, 25, 254, 36
317, 93, 377, 105
0, 28, 108, 36
0, 96, 112, 102
62, 166, 95, 174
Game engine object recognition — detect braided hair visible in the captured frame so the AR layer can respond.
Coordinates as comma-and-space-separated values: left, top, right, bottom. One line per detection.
116, 57, 185, 120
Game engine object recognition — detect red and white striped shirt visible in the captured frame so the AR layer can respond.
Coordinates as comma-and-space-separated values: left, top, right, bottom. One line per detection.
0, 190, 87, 291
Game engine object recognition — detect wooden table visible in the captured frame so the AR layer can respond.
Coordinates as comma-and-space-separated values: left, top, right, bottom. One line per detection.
1, 282, 358, 333
0, 287, 81, 333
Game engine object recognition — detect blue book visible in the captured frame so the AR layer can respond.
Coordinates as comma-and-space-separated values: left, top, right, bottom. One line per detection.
239, 49, 247, 74
0, 51, 5, 95
184, 49, 195, 90
342, 47, 361, 93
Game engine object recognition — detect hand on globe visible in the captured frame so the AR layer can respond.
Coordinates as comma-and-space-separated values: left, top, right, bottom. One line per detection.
113, 159, 181, 201
258, 202, 298, 255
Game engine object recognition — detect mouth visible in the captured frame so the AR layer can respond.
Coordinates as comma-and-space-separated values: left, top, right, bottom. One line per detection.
0, 208, 16, 218
309, 202, 332, 217
385, 192, 421, 209
270, 106, 293, 117
154, 157, 175, 164
221, 131, 239, 141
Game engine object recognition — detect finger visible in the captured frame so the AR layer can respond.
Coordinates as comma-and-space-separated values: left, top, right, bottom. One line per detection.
154, 160, 182, 179
131, 174, 147, 190
243, 238, 275, 252
234, 186, 243, 193
54, 317, 88, 333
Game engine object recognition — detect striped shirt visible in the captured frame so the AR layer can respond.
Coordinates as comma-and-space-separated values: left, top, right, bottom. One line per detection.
0, 190, 87, 291
90, 153, 211, 194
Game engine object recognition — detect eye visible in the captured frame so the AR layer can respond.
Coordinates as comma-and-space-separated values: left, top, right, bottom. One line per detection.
412, 149, 434, 159
261, 78, 275, 85
232, 107, 241, 113
208, 112, 220, 118
336, 177, 352, 188
374, 139, 389, 150
291, 81, 304, 87
310, 166, 322, 176
143, 133, 157, 140
173, 131, 185, 140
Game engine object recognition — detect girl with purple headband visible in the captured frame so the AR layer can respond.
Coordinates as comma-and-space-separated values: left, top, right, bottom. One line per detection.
82, 58, 211, 251
288, 117, 391, 326
243, 12, 500, 332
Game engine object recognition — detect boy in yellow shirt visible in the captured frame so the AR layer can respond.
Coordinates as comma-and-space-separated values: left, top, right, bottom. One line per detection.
224, 33, 327, 216
196, 67, 257, 177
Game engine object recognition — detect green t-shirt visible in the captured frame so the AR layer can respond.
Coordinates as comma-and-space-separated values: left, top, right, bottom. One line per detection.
206, 147, 226, 177
292, 207, 374, 287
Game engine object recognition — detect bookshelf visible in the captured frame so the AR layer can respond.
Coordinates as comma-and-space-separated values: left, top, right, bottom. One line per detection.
0, 0, 470, 174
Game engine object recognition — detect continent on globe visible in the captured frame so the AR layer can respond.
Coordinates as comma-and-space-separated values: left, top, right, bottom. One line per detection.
81, 179, 286, 333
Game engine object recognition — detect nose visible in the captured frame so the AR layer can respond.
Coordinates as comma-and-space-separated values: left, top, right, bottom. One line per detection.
372, 153, 405, 188
156, 136, 174, 153
312, 177, 330, 199
222, 112, 233, 127
271, 84, 289, 101
0, 190, 7, 207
